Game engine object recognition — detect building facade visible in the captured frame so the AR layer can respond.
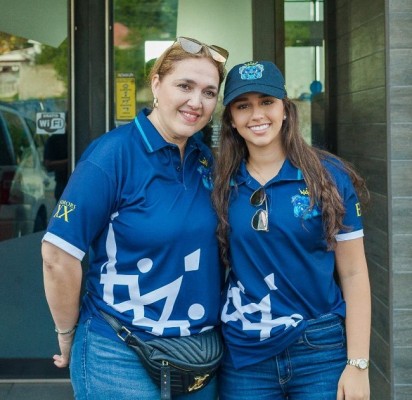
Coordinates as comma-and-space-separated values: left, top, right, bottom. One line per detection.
0, 0, 411, 398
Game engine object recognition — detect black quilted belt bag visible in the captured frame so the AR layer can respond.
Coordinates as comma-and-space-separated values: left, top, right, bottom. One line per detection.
100, 310, 223, 400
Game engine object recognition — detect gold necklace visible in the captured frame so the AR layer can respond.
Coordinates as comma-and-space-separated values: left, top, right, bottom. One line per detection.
247, 162, 269, 186
247, 158, 284, 185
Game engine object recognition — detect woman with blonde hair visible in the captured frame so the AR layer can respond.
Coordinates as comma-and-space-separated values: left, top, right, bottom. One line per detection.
42, 37, 228, 400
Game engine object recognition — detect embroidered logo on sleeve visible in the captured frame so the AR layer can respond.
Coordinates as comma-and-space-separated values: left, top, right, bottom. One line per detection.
53, 200, 76, 222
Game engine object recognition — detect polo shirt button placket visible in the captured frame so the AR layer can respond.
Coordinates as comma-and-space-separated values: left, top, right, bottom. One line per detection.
175, 163, 183, 183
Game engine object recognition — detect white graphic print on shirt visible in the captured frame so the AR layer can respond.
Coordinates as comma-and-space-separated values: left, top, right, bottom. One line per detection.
221, 273, 303, 341
100, 212, 206, 336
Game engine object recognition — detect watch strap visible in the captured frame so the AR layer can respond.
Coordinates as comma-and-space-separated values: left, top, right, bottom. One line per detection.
347, 358, 369, 370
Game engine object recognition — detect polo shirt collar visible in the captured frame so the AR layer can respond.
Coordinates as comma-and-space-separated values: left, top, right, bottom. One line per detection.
235, 158, 304, 186
134, 108, 203, 154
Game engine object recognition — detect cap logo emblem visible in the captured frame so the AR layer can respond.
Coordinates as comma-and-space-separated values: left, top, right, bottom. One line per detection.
239, 62, 264, 80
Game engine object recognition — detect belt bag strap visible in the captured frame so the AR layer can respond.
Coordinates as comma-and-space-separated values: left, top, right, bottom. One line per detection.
99, 310, 223, 400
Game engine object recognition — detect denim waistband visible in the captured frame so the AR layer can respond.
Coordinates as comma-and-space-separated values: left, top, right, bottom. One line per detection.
306, 313, 343, 329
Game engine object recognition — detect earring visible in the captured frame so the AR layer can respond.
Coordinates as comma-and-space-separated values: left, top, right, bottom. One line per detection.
283, 114, 287, 120
208, 116, 213, 123
153, 97, 159, 108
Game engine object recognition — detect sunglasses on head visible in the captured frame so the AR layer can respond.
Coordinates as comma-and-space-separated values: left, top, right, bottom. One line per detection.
176, 37, 229, 64
250, 187, 269, 232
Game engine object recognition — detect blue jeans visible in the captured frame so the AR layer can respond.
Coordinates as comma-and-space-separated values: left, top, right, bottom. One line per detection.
218, 314, 347, 400
70, 317, 218, 400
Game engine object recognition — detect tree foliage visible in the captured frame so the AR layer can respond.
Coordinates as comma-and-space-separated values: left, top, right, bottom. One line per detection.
35, 39, 68, 87
0, 33, 30, 55
113, 0, 178, 88
114, 0, 177, 39
1, 0, 178, 96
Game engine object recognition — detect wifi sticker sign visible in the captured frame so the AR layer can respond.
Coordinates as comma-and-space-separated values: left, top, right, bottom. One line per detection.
36, 112, 66, 134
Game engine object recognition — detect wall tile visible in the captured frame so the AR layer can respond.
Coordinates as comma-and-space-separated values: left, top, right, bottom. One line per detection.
392, 197, 412, 234
351, 17, 386, 61
0, 384, 12, 399
391, 123, 412, 160
392, 234, 412, 273
351, 0, 385, 31
353, 87, 386, 124
364, 224, 389, 268
390, 87, 412, 124
394, 347, 412, 384
391, 161, 412, 197
354, 158, 388, 198
390, 0, 412, 12
336, 64, 350, 94
335, 2, 350, 38
338, 123, 387, 159
0, 382, 74, 399
370, 260, 390, 308
394, 385, 412, 400
337, 34, 352, 66
393, 309, 412, 346
389, 12, 412, 49
352, 52, 386, 92
336, 0, 349, 11
393, 272, 412, 308
370, 328, 391, 388
390, 49, 412, 86
370, 367, 391, 400
337, 94, 353, 123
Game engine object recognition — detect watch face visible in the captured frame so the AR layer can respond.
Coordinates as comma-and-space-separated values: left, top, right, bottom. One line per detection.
358, 359, 368, 369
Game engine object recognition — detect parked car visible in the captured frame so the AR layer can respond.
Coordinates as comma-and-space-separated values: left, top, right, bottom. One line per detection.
0, 102, 55, 241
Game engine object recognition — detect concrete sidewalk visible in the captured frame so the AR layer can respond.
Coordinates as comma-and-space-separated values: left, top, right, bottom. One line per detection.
0, 381, 73, 400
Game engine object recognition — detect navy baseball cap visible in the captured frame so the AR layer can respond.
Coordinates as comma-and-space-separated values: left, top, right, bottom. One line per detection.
223, 61, 287, 105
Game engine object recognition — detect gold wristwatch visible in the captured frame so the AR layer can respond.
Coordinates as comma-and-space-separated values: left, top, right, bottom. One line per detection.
347, 358, 369, 370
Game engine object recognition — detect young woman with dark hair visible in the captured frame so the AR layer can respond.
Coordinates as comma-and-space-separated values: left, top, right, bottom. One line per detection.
213, 61, 371, 400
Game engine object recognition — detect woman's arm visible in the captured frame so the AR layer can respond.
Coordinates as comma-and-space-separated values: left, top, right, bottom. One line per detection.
42, 241, 83, 368
335, 237, 371, 400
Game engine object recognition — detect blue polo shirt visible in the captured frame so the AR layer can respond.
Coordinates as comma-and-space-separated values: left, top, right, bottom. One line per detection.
43, 108, 222, 340
222, 158, 363, 368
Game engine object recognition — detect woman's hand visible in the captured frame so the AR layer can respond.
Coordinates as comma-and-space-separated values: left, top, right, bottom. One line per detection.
337, 365, 370, 399
53, 332, 76, 368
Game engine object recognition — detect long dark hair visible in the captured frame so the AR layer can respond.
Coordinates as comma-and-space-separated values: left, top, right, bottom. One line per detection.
212, 97, 369, 269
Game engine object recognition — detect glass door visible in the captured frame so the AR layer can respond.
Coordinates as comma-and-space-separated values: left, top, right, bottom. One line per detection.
0, 29, 69, 241
111, 0, 254, 149
284, 0, 325, 147
113, 0, 178, 126
0, 2, 70, 378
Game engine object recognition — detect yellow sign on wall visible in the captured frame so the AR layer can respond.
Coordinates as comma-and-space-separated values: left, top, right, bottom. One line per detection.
115, 73, 136, 121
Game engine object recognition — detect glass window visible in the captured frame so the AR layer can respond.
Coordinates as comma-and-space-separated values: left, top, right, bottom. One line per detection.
112, 0, 252, 149
284, 0, 325, 147
2, 110, 32, 166
113, 0, 178, 125
0, 32, 68, 241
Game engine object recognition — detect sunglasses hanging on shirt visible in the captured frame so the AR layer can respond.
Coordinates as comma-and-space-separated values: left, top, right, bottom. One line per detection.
250, 187, 269, 232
